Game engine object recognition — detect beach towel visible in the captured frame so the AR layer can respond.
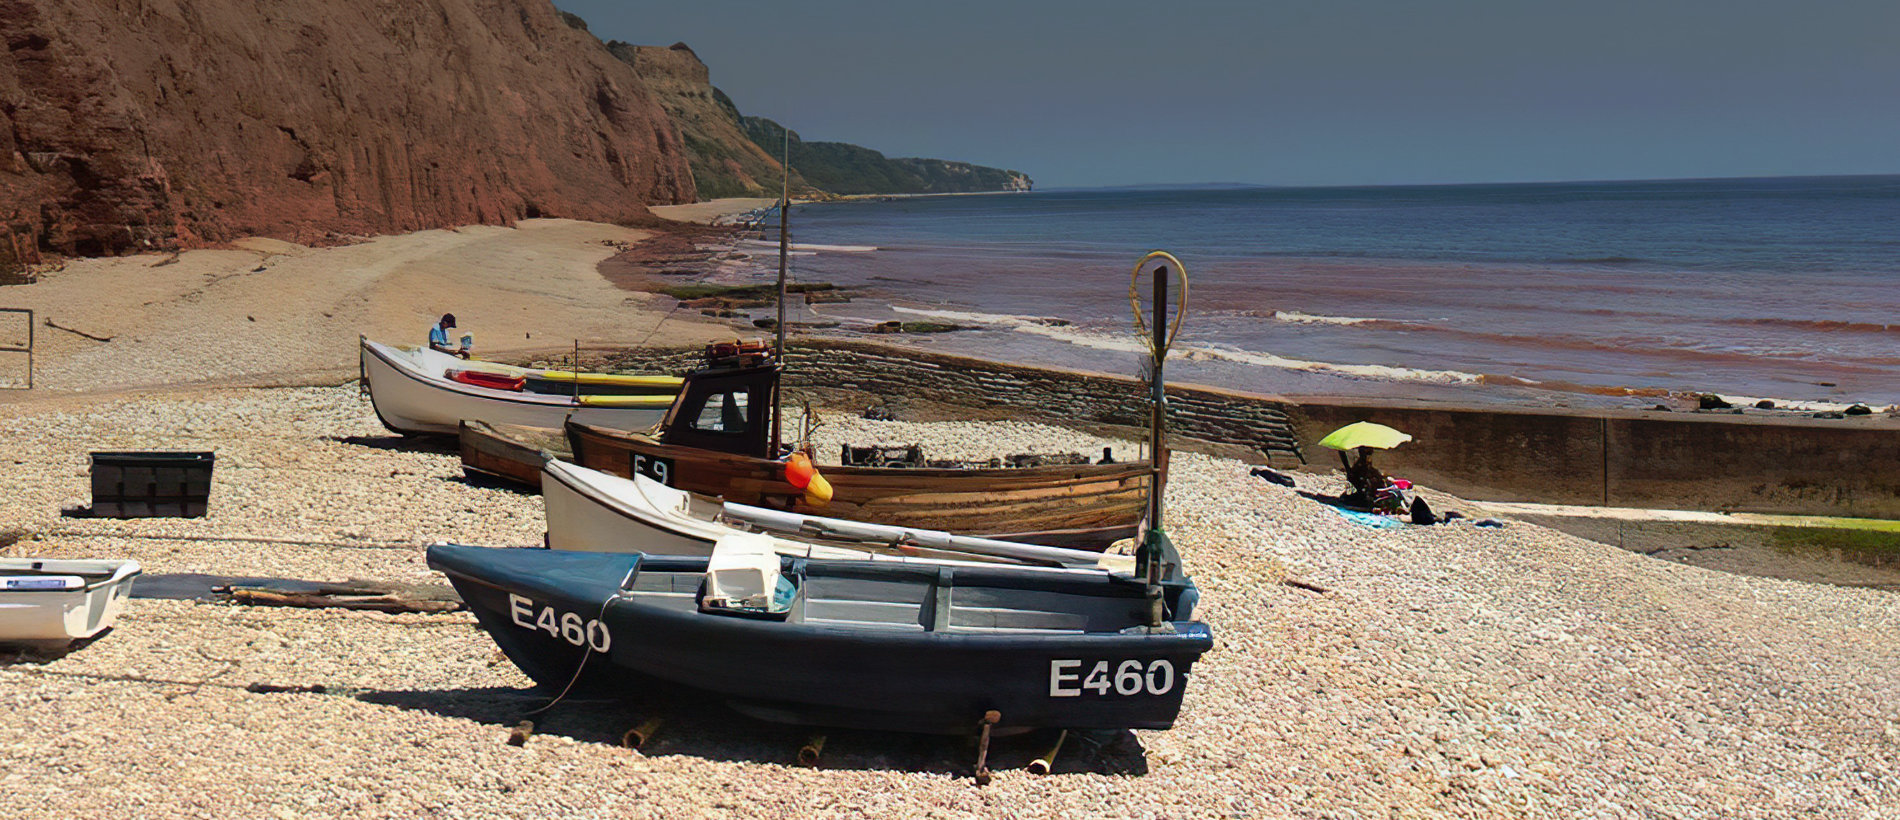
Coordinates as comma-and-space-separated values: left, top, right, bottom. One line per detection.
1331, 507, 1403, 530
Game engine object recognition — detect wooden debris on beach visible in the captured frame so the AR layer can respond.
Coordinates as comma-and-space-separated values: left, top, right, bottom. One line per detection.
224, 579, 462, 614
507, 720, 535, 747
42, 317, 114, 342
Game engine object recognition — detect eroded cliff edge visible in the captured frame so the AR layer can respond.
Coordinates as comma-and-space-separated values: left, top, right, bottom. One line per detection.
612, 41, 1031, 200
0, 0, 694, 268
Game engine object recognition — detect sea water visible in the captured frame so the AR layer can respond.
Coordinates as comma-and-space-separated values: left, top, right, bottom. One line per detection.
769, 176, 1900, 409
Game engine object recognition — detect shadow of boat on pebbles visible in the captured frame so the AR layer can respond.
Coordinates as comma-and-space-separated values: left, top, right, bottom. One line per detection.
355, 684, 1150, 777
329, 434, 458, 455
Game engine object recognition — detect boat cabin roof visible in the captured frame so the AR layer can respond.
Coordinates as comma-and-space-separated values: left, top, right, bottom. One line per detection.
659, 363, 780, 459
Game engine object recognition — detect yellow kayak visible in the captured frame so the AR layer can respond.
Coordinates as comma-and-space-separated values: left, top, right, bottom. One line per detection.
576, 394, 677, 408
534, 371, 684, 388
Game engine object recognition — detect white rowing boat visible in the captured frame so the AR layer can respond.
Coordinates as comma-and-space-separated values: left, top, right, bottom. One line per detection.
0, 558, 141, 647
541, 459, 1141, 573
359, 337, 680, 435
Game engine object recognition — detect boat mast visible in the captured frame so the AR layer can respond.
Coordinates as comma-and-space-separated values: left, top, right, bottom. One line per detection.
1131, 251, 1186, 628
772, 130, 790, 455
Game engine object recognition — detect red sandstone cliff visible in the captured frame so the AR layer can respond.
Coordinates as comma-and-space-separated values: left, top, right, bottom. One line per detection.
0, 0, 694, 268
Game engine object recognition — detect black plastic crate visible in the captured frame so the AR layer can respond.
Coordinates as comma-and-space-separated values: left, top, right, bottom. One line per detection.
88, 451, 215, 518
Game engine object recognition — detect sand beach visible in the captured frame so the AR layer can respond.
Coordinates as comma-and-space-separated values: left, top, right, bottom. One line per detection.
0, 219, 736, 397
1, 218, 1896, 818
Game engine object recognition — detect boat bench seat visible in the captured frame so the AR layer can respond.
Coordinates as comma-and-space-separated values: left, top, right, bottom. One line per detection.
945, 604, 1088, 633
803, 598, 925, 630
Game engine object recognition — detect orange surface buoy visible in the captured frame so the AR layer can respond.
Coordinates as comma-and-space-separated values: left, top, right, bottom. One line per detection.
784, 453, 815, 489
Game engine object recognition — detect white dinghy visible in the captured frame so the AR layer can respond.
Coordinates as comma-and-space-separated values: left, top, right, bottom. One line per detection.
541, 460, 1144, 573
359, 337, 680, 435
0, 558, 141, 647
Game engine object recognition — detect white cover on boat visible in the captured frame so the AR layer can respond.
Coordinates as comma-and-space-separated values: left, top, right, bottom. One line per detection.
725, 504, 1139, 575
703, 533, 780, 608
0, 559, 140, 644
541, 460, 1132, 574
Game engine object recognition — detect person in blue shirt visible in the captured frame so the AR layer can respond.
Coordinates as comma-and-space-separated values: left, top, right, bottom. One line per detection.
429, 313, 469, 359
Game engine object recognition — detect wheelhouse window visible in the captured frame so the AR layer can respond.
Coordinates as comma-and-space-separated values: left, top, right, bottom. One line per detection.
690, 391, 751, 433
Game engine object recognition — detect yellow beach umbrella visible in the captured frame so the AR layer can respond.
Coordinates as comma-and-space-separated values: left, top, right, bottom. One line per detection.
1318, 421, 1412, 451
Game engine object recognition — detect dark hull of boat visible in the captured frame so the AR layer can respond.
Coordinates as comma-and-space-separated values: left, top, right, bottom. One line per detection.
429, 545, 1211, 735
566, 422, 1148, 548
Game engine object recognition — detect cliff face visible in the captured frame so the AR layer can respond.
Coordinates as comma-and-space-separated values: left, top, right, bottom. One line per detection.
0, 0, 694, 267
612, 41, 1030, 201
741, 116, 1031, 197
610, 42, 798, 200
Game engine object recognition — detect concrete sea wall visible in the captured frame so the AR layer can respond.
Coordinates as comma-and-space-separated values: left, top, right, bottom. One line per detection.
584, 340, 1900, 519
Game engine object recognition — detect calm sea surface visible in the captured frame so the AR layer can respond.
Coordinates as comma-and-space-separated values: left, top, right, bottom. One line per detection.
770, 176, 1900, 408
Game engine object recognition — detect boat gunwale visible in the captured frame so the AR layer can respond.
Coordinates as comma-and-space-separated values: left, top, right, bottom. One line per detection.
566, 421, 1153, 481
428, 546, 1206, 645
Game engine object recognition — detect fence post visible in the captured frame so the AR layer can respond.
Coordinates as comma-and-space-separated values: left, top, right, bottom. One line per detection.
0, 308, 30, 390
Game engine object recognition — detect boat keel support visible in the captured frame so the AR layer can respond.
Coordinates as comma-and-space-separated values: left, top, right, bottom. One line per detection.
1028, 729, 1068, 775
506, 720, 535, 747
973, 710, 1002, 785
621, 717, 664, 749
797, 734, 827, 766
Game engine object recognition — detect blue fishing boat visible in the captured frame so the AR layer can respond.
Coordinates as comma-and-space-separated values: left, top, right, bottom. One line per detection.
428, 542, 1211, 735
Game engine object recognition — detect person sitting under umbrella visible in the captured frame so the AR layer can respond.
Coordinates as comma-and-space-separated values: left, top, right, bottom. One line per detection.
1319, 421, 1412, 512
1343, 446, 1390, 505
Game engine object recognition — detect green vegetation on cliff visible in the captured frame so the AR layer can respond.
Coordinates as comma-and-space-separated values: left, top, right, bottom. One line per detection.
607, 42, 803, 200
739, 117, 1029, 196
595, 30, 1031, 200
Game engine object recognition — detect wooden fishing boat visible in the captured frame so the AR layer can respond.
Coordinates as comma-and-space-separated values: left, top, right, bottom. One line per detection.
563, 358, 1148, 547
459, 421, 567, 489
542, 459, 1141, 573
428, 542, 1210, 735
360, 337, 680, 436
0, 558, 141, 647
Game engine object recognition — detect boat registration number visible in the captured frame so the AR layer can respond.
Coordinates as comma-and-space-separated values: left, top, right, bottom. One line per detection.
1048, 659, 1176, 697
509, 594, 611, 653
632, 453, 674, 486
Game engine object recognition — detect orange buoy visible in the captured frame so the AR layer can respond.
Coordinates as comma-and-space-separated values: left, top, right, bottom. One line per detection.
784, 452, 815, 489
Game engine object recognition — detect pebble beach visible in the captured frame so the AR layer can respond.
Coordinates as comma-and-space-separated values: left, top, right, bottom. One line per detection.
3, 382, 1898, 819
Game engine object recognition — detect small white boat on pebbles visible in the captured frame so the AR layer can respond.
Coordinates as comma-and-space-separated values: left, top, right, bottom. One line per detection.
541, 459, 1145, 574
359, 337, 681, 436
0, 558, 141, 647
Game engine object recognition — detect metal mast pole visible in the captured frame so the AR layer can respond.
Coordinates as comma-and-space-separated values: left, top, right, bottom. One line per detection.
1148, 268, 1169, 538
772, 130, 790, 455
775, 130, 789, 361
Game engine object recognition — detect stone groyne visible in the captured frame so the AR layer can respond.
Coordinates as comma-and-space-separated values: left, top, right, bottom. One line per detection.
583, 339, 1900, 520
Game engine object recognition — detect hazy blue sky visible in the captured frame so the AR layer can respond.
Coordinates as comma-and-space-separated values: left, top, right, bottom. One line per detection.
560, 0, 1900, 188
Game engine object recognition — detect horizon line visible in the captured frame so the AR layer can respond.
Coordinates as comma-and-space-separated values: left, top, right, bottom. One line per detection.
1038, 171, 1900, 194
